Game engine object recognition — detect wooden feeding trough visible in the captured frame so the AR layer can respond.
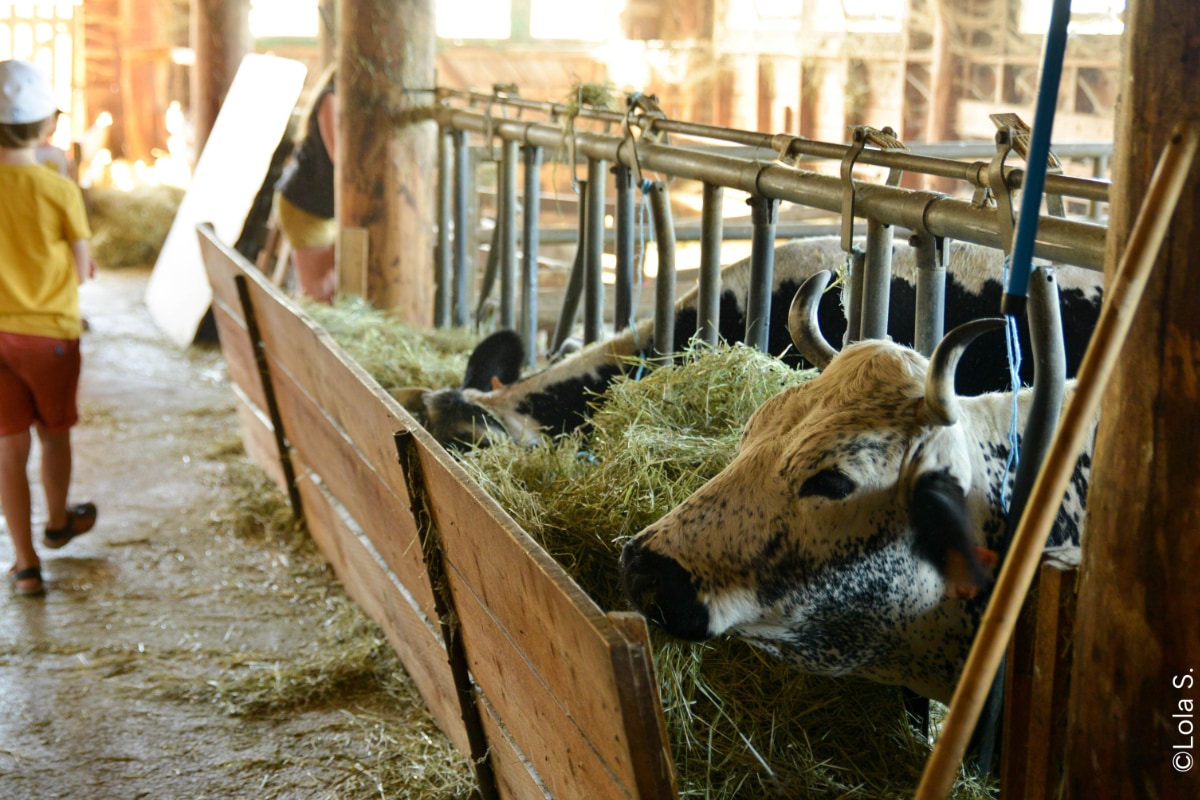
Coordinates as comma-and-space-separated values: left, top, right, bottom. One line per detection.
198, 222, 676, 799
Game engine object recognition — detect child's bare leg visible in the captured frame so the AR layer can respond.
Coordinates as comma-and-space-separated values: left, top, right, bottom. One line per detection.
293, 244, 336, 303
0, 430, 36, 571
37, 426, 72, 531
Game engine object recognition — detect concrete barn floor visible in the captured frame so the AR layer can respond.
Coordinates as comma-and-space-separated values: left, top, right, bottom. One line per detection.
0, 267, 467, 799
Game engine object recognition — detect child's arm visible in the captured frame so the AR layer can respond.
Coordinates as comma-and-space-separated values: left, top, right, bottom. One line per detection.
71, 240, 95, 283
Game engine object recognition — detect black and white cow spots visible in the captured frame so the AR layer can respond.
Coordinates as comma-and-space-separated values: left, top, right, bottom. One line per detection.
620, 336, 1094, 703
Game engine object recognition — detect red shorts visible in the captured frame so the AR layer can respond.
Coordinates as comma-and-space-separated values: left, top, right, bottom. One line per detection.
0, 332, 81, 436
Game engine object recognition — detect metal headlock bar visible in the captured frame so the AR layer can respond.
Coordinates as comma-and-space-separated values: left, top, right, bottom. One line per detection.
432, 105, 1107, 271
432, 93, 1110, 205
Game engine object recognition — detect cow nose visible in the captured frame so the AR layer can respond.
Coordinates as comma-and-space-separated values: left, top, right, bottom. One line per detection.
620, 540, 711, 642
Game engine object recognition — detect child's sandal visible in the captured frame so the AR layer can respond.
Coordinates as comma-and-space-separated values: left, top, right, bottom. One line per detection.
8, 565, 44, 596
42, 502, 98, 550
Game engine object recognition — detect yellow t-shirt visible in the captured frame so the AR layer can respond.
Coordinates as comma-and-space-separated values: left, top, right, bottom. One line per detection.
0, 162, 92, 339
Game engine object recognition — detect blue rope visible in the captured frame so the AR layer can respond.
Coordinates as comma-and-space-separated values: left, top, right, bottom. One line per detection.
1001, 257, 1022, 514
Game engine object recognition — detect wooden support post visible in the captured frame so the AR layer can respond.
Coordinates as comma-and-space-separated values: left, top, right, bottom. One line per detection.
190, 0, 251, 158
338, 0, 435, 321
337, 227, 369, 299
1065, 0, 1200, 794
1002, 554, 1078, 800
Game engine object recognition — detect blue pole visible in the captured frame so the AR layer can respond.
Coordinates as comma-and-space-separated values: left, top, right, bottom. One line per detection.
1001, 0, 1073, 318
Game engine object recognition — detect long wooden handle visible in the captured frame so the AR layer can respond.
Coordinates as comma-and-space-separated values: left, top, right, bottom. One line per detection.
916, 120, 1200, 799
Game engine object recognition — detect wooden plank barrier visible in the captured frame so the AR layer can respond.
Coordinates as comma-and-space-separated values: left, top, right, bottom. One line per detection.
1001, 551, 1079, 800
196, 222, 677, 799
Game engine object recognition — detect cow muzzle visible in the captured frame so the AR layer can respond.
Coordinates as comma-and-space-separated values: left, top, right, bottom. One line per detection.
620, 540, 711, 641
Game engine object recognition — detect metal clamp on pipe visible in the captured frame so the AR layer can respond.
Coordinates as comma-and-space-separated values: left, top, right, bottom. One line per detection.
987, 128, 1020, 260
991, 112, 1067, 218
840, 129, 868, 253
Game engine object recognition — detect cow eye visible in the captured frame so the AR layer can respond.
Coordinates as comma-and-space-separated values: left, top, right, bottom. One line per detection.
799, 469, 855, 500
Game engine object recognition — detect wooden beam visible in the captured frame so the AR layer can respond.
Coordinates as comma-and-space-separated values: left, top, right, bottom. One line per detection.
337, 0, 435, 322
190, 0, 252, 158
1065, 0, 1200, 795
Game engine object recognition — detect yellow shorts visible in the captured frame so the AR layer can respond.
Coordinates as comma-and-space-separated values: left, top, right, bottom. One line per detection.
276, 193, 337, 249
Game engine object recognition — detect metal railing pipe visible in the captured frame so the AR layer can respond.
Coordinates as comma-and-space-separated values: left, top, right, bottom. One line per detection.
550, 180, 588, 355
584, 160, 608, 343
452, 128, 471, 327
844, 247, 866, 345
613, 164, 636, 331
433, 109, 1108, 270
521, 145, 542, 367
859, 218, 895, 341
745, 195, 779, 351
649, 182, 676, 359
474, 222, 501, 327
697, 183, 724, 347
1008, 265, 1067, 526
436, 126, 453, 327
499, 138, 519, 329
912, 232, 946, 356
437, 107, 1109, 204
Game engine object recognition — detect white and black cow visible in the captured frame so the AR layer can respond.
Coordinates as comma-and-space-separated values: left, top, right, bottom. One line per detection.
399, 236, 1102, 450
620, 272, 1094, 703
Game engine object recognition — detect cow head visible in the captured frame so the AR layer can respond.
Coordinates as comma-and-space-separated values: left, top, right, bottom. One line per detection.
394, 330, 542, 449
620, 271, 1010, 701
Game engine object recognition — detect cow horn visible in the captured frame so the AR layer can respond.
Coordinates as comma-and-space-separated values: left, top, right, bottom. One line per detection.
922, 318, 1007, 426
788, 270, 839, 370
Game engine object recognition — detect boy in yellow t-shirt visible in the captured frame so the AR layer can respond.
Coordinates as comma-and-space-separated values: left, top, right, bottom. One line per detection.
0, 60, 97, 596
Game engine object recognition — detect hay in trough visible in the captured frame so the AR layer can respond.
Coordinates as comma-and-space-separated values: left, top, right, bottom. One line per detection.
89, 185, 185, 269
304, 297, 481, 391
458, 344, 998, 799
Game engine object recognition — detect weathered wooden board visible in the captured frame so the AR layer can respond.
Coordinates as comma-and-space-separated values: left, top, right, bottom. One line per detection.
228, 386, 283, 488
476, 696, 550, 800
416, 445, 675, 798
209, 304, 266, 413
246, 282, 412, 496
291, 452, 470, 756
264, 352, 436, 617
1003, 557, 1077, 800
447, 558, 636, 799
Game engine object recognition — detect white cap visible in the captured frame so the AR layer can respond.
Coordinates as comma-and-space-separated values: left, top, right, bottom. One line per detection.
0, 60, 59, 125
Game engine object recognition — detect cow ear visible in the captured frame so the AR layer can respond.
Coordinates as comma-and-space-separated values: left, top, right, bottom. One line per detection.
909, 471, 998, 599
462, 330, 526, 392
391, 387, 432, 422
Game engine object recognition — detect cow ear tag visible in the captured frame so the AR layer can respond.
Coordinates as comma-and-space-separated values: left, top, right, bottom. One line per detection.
942, 547, 1000, 599
910, 471, 997, 598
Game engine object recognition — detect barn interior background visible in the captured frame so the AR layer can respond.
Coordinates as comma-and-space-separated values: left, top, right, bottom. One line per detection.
1, 0, 1122, 209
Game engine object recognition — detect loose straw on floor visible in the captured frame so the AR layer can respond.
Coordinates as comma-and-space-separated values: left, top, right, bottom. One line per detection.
916, 120, 1200, 799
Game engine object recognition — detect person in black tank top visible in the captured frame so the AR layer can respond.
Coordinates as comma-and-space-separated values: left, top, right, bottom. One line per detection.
275, 65, 337, 302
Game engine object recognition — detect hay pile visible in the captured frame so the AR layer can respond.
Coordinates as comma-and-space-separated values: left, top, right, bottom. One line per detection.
88, 185, 185, 269
304, 297, 481, 392
456, 345, 996, 800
